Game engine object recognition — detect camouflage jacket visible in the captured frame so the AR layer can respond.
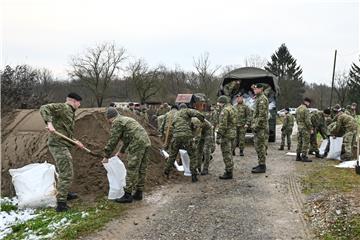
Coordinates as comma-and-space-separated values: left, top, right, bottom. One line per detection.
218, 103, 237, 139
156, 106, 171, 116
310, 111, 326, 128
159, 109, 177, 140
296, 104, 312, 131
252, 93, 269, 130
40, 103, 76, 147
331, 112, 358, 135
235, 103, 251, 127
172, 108, 204, 138
104, 115, 151, 158
281, 113, 294, 131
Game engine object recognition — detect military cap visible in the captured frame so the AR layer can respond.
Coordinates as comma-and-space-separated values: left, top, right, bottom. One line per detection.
106, 107, 119, 119
254, 83, 266, 89
323, 108, 331, 115
179, 103, 187, 109
303, 97, 312, 103
217, 95, 228, 104
352, 102, 357, 106
67, 92, 82, 101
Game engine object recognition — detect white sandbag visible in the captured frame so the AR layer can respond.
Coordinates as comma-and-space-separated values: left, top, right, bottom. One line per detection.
160, 149, 169, 159
326, 137, 343, 160
319, 139, 328, 155
286, 152, 297, 156
103, 156, 126, 200
179, 149, 191, 176
9, 162, 57, 209
174, 161, 184, 172
335, 160, 357, 168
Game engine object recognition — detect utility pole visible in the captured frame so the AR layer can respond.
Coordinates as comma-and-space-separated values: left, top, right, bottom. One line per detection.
330, 50, 337, 108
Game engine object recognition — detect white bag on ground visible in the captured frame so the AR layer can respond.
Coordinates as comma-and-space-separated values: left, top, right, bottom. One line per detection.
103, 156, 126, 200
319, 139, 328, 155
335, 160, 357, 168
9, 162, 57, 209
326, 137, 343, 160
179, 149, 191, 176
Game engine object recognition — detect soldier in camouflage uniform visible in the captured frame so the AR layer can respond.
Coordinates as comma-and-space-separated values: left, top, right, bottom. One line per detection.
156, 103, 171, 116
251, 84, 269, 173
164, 103, 204, 183
295, 97, 313, 162
331, 108, 358, 161
351, 102, 357, 118
223, 80, 241, 97
159, 105, 178, 150
279, 108, 294, 151
309, 110, 329, 158
233, 93, 251, 156
191, 118, 215, 175
102, 107, 151, 203
40, 93, 85, 212
216, 95, 237, 179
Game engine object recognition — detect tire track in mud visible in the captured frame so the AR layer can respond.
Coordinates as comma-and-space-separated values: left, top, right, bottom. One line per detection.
288, 175, 312, 238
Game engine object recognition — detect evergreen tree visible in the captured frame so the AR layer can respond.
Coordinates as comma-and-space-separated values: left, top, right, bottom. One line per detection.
349, 56, 360, 107
265, 44, 305, 109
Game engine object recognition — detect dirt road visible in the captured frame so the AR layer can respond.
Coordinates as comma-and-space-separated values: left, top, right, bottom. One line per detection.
85, 126, 313, 240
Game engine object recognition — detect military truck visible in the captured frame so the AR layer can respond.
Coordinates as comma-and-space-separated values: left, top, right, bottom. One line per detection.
219, 67, 280, 142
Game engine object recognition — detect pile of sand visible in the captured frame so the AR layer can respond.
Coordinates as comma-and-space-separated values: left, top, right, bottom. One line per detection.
1, 108, 168, 198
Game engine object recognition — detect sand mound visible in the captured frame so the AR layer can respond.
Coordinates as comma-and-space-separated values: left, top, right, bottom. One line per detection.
1, 108, 167, 198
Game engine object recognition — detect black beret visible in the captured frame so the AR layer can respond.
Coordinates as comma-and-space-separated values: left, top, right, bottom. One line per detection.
67, 92, 82, 101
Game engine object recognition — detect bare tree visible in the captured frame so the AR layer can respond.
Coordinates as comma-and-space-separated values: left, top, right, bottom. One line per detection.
127, 59, 161, 104
69, 42, 126, 107
190, 52, 221, 101
334, 70, 351, 107
244, 55, 267, 68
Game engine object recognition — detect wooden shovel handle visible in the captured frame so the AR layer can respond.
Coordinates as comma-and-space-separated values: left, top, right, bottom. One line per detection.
53, 130, 92, 153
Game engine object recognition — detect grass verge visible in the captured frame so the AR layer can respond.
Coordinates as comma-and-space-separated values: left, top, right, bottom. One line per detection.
3, 197, 126, 240
300, 160, 360, 240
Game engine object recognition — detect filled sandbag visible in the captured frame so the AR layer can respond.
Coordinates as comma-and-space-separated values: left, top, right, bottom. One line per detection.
9, 162, 57, 209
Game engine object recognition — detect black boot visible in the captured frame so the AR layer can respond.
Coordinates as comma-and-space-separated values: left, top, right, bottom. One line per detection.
219, 171, 233, 180
301, 154, 312, 162
115, 192, 133, 203
133, 190, 143, 201
239, 150, 244, 156
251, 164, 266, 173
296, 153, 302, 161
67, 192, 78, 201
192, 174, 198, 183
287, 145, 291, 150
200, 169, 208, 175
278, 145, 284, 150
56, 201, 70, 212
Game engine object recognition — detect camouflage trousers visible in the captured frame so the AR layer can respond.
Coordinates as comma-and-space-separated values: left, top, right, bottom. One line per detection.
234, 126, 246, 151
165, 136, 197, 174
342, 132, 356, 160
254, 128, 268, 165
220, 137, 234, 172
124, 142, 149, 193
48, 144, 74, 202
198, 135, 216, 171
309, 126, 329, 153
280, 129, 292, 147
297, 128, 311, 155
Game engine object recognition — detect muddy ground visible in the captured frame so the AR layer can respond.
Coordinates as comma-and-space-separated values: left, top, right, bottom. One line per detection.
84, 125, 315, 240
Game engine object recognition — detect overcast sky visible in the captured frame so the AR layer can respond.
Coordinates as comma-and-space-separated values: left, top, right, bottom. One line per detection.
1, 0, 359, 85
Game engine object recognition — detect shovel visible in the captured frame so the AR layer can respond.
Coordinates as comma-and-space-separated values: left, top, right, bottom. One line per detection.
53, 130, 102, 157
